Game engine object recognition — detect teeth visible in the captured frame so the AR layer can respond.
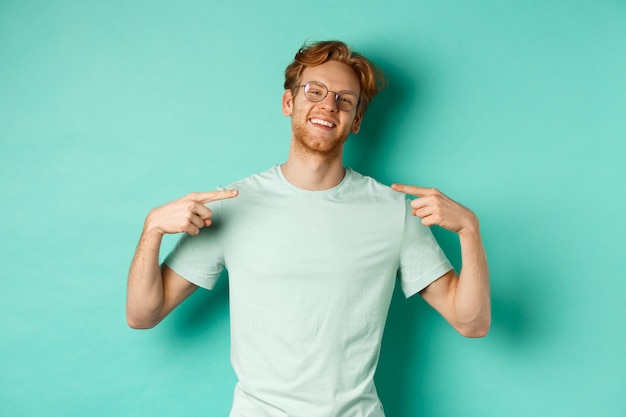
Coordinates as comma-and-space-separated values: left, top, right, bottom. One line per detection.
311, 118, 335, 128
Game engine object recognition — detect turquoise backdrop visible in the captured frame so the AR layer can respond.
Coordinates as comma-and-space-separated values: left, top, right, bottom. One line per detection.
1, 1, 625, 416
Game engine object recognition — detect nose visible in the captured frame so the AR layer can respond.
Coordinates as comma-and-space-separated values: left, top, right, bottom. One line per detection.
318, 92, 338, 111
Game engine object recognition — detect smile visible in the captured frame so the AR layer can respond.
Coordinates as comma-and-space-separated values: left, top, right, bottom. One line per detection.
310, 118, 336, 128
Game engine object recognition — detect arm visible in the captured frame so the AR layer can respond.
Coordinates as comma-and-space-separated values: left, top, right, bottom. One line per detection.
392, 184, 490, 338
126, 190, 238, 329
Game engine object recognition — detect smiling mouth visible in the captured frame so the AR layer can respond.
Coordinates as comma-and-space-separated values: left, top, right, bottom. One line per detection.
310, 118, 336, 128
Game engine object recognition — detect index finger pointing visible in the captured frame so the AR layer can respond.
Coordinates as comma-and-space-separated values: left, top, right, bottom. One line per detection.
190, 189, 239, 204
391, 183, 435, 197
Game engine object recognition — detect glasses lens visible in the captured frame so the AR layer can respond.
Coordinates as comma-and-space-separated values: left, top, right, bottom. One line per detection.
303, 82, 327, 102
336, 92, 358, 111
301, 81, 359, 111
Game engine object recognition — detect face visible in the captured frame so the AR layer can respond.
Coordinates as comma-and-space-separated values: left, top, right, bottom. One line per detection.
282, 61, 362, 158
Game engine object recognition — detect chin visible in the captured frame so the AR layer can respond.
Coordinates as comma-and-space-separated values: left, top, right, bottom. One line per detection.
296, 135, 346, 157
292, 121, 349, 157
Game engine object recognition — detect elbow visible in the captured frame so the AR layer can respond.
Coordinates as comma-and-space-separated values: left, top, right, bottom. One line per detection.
459, 324, 490, 338
456, 316, 491, 338
126, 309, 159, 330
126, 316, 156, 330
127, 318, 156, 330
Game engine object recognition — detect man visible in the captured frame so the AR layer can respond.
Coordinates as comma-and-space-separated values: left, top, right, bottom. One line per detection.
127, 40, 490, 417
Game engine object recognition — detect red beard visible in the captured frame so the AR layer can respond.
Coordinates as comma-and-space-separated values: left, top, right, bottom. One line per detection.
290, 117, 349, 160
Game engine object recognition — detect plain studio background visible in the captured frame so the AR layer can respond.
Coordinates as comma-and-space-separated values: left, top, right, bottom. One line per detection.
1, 1, 625, 416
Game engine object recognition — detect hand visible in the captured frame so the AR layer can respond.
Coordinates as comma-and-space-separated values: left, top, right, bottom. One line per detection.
145, 190, 238, 236
391, 184, 478, 235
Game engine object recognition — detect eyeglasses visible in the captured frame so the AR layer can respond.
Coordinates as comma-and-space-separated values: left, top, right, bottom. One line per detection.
295, 81, 360, 112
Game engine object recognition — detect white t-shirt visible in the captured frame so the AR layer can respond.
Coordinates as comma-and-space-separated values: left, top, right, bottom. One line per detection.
165, 166, 452, 417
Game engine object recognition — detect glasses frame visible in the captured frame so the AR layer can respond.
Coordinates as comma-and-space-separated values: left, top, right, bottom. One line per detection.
295, 81, 360, 112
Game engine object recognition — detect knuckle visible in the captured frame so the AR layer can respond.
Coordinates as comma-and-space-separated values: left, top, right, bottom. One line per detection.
184, 200, 196, 211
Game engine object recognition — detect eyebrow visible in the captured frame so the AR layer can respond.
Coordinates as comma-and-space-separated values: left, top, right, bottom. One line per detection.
302, 80, 360, 95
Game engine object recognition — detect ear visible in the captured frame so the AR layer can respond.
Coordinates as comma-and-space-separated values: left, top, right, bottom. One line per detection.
351, 113, 362, 134
282, 89, 293, 116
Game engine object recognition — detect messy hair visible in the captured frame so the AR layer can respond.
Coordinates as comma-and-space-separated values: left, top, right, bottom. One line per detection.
284, 40, 386, 115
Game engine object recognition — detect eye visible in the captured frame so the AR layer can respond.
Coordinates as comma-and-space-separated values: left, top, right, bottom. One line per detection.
307, 87, 324, 96
337, 94, 356, 106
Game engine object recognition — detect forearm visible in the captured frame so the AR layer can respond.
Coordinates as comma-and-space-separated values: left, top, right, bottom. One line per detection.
125, 190, 235, 328
454, 223, 491, 337
126, 226, 166, 329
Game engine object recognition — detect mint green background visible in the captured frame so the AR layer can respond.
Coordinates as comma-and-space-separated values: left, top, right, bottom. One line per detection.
1, 1, 625, 416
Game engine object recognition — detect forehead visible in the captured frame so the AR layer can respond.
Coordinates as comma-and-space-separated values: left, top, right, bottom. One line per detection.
300, 61, 361, 93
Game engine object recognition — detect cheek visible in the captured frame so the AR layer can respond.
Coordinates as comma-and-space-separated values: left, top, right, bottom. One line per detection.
291, 100, 313, 120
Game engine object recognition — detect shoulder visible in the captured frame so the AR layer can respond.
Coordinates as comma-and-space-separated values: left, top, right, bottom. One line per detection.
208, 166, 285, 214
345, 169, 407, 204
222, 166, 278, 190
217, 166, 285, 199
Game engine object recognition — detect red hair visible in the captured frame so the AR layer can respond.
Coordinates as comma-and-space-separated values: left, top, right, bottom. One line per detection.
284, 40, 386, 115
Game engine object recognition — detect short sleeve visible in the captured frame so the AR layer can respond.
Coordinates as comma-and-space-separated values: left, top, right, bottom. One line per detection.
163, 200, 226, 290
398, 198, 453, 298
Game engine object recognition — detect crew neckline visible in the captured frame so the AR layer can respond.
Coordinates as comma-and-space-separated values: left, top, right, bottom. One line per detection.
275, 164, 352, 195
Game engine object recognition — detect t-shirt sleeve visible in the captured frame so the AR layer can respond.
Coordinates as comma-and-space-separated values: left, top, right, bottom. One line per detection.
163, 201, 226, 290
398, 197, 453, 298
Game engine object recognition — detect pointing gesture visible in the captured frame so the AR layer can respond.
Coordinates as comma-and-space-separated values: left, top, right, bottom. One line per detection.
391, 184, 478, 235
145, 189, 239, 236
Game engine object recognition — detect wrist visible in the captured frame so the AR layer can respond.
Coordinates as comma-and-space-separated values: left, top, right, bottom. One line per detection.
458, 212, 480, 238
143, 211, 166, 238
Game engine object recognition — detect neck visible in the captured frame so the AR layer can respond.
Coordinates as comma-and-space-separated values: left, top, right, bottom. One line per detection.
281, 146, 346, 191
